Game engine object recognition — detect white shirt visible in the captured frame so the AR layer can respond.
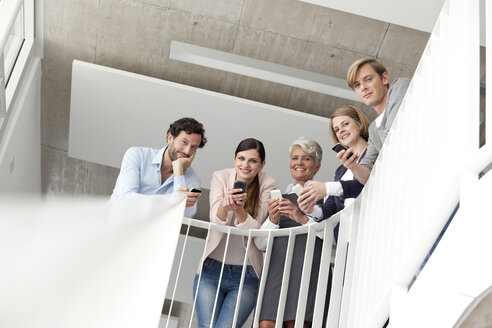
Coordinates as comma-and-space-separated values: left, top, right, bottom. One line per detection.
111, 146, 200, 218
375, 109, 386, 128
308, 156, 363, 220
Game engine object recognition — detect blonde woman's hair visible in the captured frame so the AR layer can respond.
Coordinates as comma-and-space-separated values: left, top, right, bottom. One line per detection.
330, 105, 370, 144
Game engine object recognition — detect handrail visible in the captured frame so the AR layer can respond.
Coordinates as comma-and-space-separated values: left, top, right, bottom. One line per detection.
182, 213, 340, 237
0, 75, 5, 117
465, 143, 492, 176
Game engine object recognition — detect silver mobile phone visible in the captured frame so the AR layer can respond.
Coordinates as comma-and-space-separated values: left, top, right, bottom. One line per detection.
270, 189, 282, 199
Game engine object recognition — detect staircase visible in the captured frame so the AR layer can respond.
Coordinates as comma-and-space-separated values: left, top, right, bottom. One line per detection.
167, 0, 492, 327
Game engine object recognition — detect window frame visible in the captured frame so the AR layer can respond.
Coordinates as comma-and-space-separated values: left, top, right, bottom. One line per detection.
0, 0, 35, 117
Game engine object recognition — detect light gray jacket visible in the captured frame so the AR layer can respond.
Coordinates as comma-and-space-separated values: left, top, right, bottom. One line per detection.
360, 78, 411, 169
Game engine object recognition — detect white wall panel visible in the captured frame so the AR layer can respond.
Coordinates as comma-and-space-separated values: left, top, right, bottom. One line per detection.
0, 57, 41, 194
0, 194, 186, 328
68, 60, 339, 190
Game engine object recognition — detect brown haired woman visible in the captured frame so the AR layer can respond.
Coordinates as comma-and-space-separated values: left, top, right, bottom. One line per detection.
193, 138, 277, 328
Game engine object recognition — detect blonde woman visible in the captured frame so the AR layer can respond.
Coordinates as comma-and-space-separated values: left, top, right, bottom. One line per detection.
298, 105, 370, 224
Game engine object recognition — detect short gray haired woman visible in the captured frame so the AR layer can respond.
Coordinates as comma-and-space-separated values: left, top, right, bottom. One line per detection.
255, 136, 330, 328
288, 136, 323, 167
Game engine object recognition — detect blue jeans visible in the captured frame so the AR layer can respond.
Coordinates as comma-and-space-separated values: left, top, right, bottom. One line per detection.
193, 258, 259, 328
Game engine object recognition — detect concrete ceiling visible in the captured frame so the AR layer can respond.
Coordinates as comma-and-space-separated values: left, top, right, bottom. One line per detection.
299, 0, 445, 33
300, 0, 486, 46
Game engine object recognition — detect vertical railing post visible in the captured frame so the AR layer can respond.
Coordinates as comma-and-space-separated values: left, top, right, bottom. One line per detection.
166, 223, 191, 328
231, 231, 253, 328
209, 229, 232, 328
294, 225, 316, 327
24, 0, 35, 42
314, 219, 336, 327
275, 230, 296, 328
338, 197, 364, 327
0, 54, 6, 117
189, 223, 213, 328
487, 0, 492, 144
467, 0, 481, 152
253, 230, 275, 328
459, 0, 481, 211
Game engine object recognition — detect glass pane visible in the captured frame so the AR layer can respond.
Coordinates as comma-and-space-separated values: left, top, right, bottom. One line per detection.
3, 4, 25, 85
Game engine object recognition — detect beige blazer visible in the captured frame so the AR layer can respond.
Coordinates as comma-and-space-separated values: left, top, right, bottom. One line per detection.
199, 168, 277, 278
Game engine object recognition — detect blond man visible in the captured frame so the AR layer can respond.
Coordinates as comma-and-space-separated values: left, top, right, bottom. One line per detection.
338, 58, 410, 184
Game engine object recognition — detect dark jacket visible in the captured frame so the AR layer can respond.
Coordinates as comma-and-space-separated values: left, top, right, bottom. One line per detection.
315, 150, 367, 222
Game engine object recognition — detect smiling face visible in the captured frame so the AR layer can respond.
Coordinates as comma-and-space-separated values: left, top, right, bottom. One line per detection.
289, 146, 320, 184
353, 63, 390, 113
233, 149, 265, 183
332, 115, 362, 148
167, 130, 202, 161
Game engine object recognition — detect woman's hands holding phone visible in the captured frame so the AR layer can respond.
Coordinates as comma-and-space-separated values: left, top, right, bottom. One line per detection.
222, 187, 247, 211
278, 199, 309, 224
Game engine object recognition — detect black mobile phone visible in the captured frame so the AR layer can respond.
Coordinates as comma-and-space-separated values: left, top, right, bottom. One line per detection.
332, 143, 348, 153
190, 188, 202, 193
233, 180, 246, 194
331, 143, 354, 159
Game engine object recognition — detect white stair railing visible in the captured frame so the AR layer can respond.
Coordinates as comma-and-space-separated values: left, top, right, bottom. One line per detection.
165, 214, 341, 328
337, 0, 485, 327
165, 1, 487, 327
386, 145, 492, 327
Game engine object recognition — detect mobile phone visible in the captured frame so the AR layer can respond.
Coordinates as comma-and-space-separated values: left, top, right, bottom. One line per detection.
270, 189, 282, 199
331, 143, 354, 159
291, 183, 303, 196
332, 143, 348, 153
233, 180, 246, 194
190, 188, 202, 193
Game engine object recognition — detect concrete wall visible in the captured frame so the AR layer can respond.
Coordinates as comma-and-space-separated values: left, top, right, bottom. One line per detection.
0, 58, 41, 195
42, 0, 430, 201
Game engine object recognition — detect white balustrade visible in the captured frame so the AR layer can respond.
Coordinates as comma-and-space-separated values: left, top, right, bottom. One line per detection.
165, 214, 341, 328
334, 0, 487, 327
135, 1, 491, 326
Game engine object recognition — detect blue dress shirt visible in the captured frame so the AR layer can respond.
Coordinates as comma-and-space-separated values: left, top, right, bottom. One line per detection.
111, 146, 201, 218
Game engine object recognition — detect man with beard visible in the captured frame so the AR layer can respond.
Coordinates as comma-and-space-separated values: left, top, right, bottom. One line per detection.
111, 117, 207, 217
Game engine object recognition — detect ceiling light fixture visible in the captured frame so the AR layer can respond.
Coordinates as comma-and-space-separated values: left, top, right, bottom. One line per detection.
169, 40, 360, 102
